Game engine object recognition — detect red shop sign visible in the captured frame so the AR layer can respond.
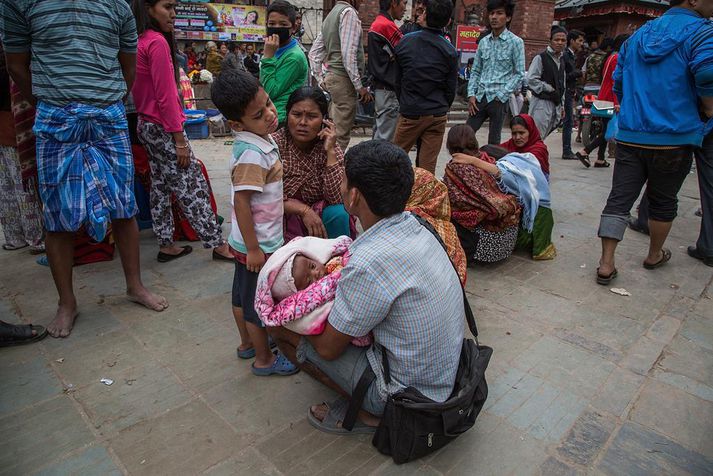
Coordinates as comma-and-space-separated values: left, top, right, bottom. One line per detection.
456, 25, 483, 52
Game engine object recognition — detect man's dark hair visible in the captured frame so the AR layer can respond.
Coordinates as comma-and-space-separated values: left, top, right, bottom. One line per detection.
467, 57, 474, 65
344, 140, 414, 217
211, 70, 261, 121
567, 29, 584, 44
379, 0, 392, 12
669, 0, 685, 6
550, 25, 567, 40
423, 0, 453, 29
486, 0, 515, 17
600, 37, 615, 52
613, 33, 630, 52
267, 0, 296, 24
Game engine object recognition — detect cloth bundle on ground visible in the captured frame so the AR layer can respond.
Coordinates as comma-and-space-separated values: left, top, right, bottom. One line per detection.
254, 235, 371, 346
406, 168, 468, 285
444, 152, 521, 233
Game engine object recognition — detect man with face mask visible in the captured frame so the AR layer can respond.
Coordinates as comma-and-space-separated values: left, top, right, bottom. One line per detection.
260, 0, 309, 126
527, 26, 568, 139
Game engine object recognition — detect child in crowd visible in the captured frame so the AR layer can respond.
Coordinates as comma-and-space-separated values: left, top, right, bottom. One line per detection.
254, 236, 371, 345
211, 70, 298, 376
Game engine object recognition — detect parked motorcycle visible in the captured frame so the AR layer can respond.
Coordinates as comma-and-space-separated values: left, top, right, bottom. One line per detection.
578, 85, 603, 150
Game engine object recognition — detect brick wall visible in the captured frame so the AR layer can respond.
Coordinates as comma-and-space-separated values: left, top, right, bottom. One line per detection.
509, 0, 555, 64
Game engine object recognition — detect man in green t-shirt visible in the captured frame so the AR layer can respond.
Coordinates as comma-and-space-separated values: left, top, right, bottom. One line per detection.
260, 0, 309, 126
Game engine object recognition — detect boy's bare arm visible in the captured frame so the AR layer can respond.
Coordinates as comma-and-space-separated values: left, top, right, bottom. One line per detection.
234, 190, 265, 272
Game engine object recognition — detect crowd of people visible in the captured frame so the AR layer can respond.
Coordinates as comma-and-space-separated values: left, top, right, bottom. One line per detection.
1, 0, 712, 442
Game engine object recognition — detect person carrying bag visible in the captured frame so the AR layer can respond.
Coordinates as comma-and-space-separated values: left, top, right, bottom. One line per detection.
343, 214, 493, 464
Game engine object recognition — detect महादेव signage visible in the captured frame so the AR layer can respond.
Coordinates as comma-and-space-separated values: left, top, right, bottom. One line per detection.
456, 25, 483, 52
175, 2, 267, 42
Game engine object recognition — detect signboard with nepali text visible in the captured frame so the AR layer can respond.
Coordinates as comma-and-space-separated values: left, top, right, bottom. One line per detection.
455, 25, 484, 52
175, 2, 266, 42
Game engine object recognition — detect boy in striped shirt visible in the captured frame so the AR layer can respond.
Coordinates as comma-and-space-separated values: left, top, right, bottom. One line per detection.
211, 70, 298, 377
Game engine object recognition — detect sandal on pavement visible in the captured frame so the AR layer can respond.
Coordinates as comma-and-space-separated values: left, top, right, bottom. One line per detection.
596, 267, 618, 285
212, 249, 235, 262
0, 322, 48, 347
251, 353, 299, 376
643, 248, 672, 270
593, 160, 611, 168
307, 398, 376, 435
157, 245, 193, 263
2, 243, 28, 251
576, 152, 591, 168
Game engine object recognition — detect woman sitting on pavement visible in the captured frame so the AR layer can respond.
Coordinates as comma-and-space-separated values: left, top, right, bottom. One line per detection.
273, 87, 355, 241
501, 114, 550, 179
451, 140, 557, 261
444, 125, 522, 264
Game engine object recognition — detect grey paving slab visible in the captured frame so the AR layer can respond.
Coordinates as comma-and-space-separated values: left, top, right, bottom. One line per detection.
0, 353, 63, 417
590, 368, 646, 417
555, 409, 617, 467
0, 396, 95, 476
597, 422, 713, 476
33, 444, 122, 476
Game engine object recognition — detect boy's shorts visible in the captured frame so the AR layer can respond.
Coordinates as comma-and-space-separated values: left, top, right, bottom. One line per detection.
232, 260, 262, 327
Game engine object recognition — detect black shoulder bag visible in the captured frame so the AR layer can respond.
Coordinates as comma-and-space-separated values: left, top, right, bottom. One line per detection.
342, 214, 493, 464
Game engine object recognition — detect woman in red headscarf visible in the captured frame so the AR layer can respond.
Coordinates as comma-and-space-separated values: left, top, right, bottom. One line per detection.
501, 114, 550, 180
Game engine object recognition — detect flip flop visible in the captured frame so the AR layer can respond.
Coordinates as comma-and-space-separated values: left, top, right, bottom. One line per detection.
576, 152, 591, 168
157, 245, 193, 263
643, 248, 672, 270
594, 160, 611, 168
0, 322, 49, 347
307, 398, 376, 435
251, 353, 299, 376
212, 249, 235, 262
596, 267, 618, 285
2, 243, 28, 251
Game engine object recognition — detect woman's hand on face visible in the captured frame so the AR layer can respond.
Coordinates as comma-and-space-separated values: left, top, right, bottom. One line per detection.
317, 119, 337, 153
176, 146, 191, 169
302, 208, 328, 239
452, 153, 476, 166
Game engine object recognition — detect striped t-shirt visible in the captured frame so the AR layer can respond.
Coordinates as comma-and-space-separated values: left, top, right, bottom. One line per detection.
0, 0, 137, 107
229, 132, 284, 255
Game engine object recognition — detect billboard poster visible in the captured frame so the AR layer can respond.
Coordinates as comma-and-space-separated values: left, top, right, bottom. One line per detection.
455, 25, 484, 52
175, 3, 266, 42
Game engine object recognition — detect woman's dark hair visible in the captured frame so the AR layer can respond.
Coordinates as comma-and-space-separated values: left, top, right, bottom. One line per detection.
423, 0, 453, 29
486, 0, 515, 17
344, 140, 414, 217
246, 10, 259, 23
447, 124, 479, 156
480, 145, 509, 160
510, 115, 528, 129
286, 87, 329, 117
267, 0, 296, 24
132, 0, 179, 83
613, 33, 630, 52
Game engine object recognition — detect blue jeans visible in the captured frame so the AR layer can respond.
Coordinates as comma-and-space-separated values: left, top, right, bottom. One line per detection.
695, 132, 713, 257
562, 92, 575, 155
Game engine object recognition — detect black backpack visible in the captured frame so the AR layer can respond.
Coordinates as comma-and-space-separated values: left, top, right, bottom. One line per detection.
343, 214, 493, 464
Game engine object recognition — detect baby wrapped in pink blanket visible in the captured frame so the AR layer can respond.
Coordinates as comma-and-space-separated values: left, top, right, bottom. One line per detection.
254, 236, 371, 346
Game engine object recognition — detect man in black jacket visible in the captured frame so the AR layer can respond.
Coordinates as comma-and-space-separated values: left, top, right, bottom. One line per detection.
562, 29, 584, 160
527, 26, 567, 139
392, 0, 458, 174
368, 0, 407, 141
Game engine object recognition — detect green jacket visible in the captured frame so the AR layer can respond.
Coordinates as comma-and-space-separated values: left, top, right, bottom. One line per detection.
260, 39, 309, 124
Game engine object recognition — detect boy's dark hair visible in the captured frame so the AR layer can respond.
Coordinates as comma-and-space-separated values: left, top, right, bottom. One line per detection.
211, 70, 261, 121
567, 29, 584, 44
344, 140, 414, 217
286, 87, 329, 117
267, 0, 297, 24
424, 0, 453, 29
486, 0, 515, 17
479, 144, 509, 160
447, 124, 479, 156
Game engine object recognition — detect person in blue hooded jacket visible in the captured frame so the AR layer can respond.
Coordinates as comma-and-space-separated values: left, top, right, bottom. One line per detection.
595, 0, 713, 285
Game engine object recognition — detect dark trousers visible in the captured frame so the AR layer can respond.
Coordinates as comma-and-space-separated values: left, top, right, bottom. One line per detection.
695, 132, 713, 256
466, 98, 507, 145
562, 92, 575, 155
584, 117, 611, 162
599, 143, 693, 241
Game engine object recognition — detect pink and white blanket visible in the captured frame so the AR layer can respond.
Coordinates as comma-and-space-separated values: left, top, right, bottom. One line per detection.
254, 236, 370, 346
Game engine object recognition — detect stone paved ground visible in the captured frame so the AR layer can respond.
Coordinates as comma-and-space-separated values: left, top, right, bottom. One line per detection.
1, 128, 712, 475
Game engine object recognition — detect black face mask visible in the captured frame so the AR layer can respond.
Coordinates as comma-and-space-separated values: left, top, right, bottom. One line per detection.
266, 26, 292, 44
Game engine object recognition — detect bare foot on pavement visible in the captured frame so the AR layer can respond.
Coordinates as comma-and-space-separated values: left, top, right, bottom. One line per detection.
127, 286, 168, 312
47, 304, 79, 338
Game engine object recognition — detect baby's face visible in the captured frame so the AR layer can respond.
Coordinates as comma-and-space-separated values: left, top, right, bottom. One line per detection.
292, 255, 327, 290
